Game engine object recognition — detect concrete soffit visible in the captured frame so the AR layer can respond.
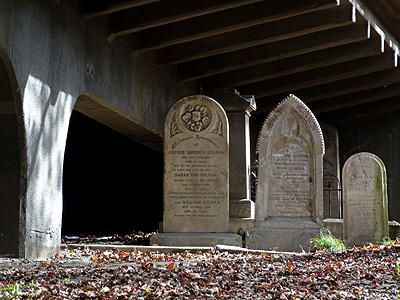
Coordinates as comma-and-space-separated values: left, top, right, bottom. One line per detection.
348, 0, 400, 66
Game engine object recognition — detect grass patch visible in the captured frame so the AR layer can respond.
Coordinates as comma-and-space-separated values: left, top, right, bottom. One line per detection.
310, 229, 346, 252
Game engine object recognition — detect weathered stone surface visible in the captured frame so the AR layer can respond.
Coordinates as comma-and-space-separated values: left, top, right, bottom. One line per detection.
150, 233, 242, 247
323, 218, 343, 239
320, 122, 341, 219
246, 227, 319, 252
246, 94, 324, 252
389, 220, 400, 240
343, 152, 389, 245
255, 94, 324, 224
163, 95, 229, 233
208, 89, 256, 225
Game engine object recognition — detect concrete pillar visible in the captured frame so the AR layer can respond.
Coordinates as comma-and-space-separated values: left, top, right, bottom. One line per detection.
208, 89, 256, 233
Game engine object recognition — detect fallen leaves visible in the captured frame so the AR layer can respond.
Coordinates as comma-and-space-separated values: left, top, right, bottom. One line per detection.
0, 242, 399, 299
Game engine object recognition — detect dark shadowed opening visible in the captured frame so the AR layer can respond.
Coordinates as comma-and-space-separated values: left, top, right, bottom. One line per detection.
0, 54, 24, 257
62, 110, 163, 236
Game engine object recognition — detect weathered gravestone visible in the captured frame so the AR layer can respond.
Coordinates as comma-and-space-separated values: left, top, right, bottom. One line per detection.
342, 152, 389, 245
246, 95, 324, 251
320, 122, 341, 219
150, 95, 241, 246
208, 89, 256, 233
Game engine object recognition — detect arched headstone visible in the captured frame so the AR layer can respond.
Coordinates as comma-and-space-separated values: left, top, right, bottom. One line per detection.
151, 95, 241, 247
343, 152, 388, 245
163, 95, 229, 232
246, 95, 325, 251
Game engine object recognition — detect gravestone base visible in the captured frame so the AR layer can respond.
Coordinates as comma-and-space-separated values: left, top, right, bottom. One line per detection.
389, 221, 400, 240
228, 217, 255, 234
229, 199, 255, 218
323, 218, 344, 239
150, 233, 242, 247
246, 218, 321, 252
324, 219, 400, 241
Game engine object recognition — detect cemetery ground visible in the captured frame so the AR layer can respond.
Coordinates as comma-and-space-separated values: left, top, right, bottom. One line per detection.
0, 234, 400, 299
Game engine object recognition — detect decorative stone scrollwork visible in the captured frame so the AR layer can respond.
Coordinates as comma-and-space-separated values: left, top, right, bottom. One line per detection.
169, 111, 182, 137
181, 104, 212, 132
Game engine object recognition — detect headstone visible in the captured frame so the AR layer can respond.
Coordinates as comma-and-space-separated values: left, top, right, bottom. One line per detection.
208, 89, 256, 233
246, 94, 325, 252
150, 95, 241, 247
320, 122, 341, 219
342, 152, 389, 245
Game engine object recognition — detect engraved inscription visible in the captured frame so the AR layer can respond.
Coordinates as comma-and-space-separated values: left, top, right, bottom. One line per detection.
268, 113, 313, 217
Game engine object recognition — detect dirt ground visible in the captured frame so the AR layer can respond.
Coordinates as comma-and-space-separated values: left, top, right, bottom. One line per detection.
0, 235, 399, 299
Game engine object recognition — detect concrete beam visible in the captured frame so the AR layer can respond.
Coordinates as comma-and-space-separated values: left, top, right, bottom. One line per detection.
255, 67, 400, 113
203, 36, 381, 88
108, 0, 263, 40
82, 0, 161, 19
310, 83, 400, 113
130, 0, 341, 55
351, 0, 400, 56
158, 0, 341, 66
75, 93, 162, 152
243, 52, 394, 98
178, 22, 368, 84
318, 96, 400, 124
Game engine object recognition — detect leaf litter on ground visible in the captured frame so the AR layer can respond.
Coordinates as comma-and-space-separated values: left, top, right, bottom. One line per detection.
0, 238, 399, 299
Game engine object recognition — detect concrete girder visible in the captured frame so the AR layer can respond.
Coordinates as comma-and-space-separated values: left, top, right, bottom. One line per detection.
81, 0, 161, 19
178, 22, 368, 84
255, 67, 400, 113
310, 83, 400, 114
202, 36, 381, 88
241, 52, 394, 99
107, 0, 263, 40
129, 0, 341, 55
317, 96, 400, 124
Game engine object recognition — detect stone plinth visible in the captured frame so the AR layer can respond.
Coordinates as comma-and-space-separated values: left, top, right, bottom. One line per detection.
343, 152, 389, 245
246, 95, 325, 252
323, 218, 343, 239
246, 225, 320, 252
150, 233, 242, 247
208, 89, 256, 233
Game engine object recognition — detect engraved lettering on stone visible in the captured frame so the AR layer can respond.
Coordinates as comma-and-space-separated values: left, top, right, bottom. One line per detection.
268, 111, 312, 217
164, 95, 229, 232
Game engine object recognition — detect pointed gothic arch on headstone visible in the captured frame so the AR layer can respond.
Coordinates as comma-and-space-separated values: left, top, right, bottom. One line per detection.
255, 94, 325, 225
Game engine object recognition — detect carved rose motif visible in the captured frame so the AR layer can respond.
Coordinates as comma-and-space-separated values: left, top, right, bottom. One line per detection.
181, 104, 211, 132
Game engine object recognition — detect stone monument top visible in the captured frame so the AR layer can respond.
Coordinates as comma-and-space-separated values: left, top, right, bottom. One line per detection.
162, 94, 229, 233
246, 94, 324, 251
255, 94, 324, 225
342, 152, 389, 245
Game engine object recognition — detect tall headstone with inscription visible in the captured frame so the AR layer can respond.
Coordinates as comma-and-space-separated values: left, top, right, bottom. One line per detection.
320, 122, 341, 219
208, 89, 256, 233
342, 152, 388, 245
151, 95, 241, 247
246, 95, 325, 252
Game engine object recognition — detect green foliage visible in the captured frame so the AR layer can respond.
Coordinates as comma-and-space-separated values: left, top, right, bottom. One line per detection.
2, 283, 20, 298
310, 229, 346, 252
381, 237, 394, 246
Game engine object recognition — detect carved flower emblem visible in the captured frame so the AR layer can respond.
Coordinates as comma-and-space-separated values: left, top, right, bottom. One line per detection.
181, 104, 211, 132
